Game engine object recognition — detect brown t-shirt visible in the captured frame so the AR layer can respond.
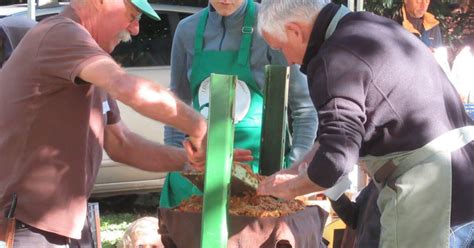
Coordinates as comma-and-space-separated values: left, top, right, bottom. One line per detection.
0, 9, 120, 239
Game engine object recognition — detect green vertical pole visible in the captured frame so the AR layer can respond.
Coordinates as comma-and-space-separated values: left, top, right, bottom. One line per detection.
259, 65, 290, 175
201, 73, 236, 248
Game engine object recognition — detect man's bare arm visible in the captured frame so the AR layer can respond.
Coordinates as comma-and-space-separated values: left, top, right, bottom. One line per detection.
104, 121, 187, 172
79, 58, 207, 145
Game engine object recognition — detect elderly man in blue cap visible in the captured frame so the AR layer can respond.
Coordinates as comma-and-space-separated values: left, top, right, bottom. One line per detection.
0, 0, 240, 246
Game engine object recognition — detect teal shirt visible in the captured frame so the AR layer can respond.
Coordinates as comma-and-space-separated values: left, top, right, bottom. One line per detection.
164, 1, 318, 164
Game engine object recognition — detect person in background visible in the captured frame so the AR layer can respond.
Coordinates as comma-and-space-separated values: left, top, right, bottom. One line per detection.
394, 0, 443, 50
256, 0, 474, 247
326, 162, 380, 248
0, 0, 251, 246
0, 16, 36, 67
119, 217, 162, 248
160, 0, 318, 208
459, 0, 471, 13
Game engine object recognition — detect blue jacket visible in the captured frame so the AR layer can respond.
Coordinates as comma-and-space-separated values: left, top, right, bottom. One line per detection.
394, 6, 443, 49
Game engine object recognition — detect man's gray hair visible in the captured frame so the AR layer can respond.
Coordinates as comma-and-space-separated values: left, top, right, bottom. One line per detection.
258, 0, 331, 41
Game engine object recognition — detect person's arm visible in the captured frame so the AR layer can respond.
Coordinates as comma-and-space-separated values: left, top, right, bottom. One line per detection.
79, 59, 205, 140
257, 143, 326, 199
330, 182, 375, 229
78, 58, 207, 165
257, 164, 326, 200
164, 20, 193, 148
286, 64, 318, 163
268, 49, 318, 164
329, 195, 359, 229
104, 120, 187, 172
305, 49, 367, 189
258, 49, 367, 199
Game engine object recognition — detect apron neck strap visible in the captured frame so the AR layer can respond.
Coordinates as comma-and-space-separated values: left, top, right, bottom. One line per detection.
325, 5, 351, 40
237, 0, 255, 66
194, 8, 209, 54
194, 0, 255, 64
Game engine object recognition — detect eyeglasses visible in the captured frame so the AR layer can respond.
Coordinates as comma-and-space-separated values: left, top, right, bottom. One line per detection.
124, 0, 142, 24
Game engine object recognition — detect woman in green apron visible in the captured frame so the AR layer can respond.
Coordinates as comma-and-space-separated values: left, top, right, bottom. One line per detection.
160, 0, 318, 208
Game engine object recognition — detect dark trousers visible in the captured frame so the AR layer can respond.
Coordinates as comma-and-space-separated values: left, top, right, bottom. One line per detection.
13, 219, 94, 248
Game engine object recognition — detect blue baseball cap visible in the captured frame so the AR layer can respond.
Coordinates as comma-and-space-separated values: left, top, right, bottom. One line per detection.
130, 0, 160, 21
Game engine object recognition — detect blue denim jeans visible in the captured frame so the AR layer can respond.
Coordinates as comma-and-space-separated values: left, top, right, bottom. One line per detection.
450, 221, 474, 248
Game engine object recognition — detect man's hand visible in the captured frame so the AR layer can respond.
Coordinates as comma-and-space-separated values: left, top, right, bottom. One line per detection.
183, 133, 207, 171
257, 162, 325, 200
184, 136, 253, 171
233, 149, 253, 163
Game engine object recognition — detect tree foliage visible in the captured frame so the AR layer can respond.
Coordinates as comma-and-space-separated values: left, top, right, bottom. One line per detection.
333, 0, 470, 48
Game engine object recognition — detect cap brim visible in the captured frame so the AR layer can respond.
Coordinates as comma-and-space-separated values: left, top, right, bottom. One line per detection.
130, 0, 161, 21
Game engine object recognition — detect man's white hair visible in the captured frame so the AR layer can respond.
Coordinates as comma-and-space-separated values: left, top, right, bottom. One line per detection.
258, 0, 331, 41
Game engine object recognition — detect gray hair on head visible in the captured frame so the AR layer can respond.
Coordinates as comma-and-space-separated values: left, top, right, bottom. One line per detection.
258, 0, 330, 41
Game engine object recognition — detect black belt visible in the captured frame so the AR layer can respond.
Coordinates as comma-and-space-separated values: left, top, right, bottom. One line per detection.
13, 220, 71, 244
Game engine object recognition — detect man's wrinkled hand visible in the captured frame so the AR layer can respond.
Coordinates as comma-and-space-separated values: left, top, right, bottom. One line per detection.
256, 167, 300, 200
257, 162, 319, 200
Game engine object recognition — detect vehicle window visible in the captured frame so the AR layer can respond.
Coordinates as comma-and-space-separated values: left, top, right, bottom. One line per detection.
1, 7, 195, 68
111, 11, 193, 67
0, 31, 4, 67
110, 12, 170, 67
178, 13, 192, 20
36, 13, 57, 21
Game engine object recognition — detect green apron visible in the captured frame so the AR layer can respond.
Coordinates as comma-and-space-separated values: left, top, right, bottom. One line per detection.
160, 0, 264, 208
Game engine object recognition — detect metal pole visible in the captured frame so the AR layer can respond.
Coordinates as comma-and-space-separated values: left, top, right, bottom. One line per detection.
201, 73, 236, 248
259, 65, 290, 175
27, 0, 36, 21
38, 0, 59, 8
347, 0, 355, 11
356, 0, 364, 11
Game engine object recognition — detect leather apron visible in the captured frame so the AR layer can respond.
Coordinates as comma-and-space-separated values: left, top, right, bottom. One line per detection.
160, 0, 264, 208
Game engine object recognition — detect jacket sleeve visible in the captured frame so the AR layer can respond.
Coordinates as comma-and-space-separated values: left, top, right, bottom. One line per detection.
431, 25, 443, 48
268, 49, 319, 164
329, 182, 374, 230
306, 46, 368, 188
164, 21, 192, 148
329, 194, 359, 229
